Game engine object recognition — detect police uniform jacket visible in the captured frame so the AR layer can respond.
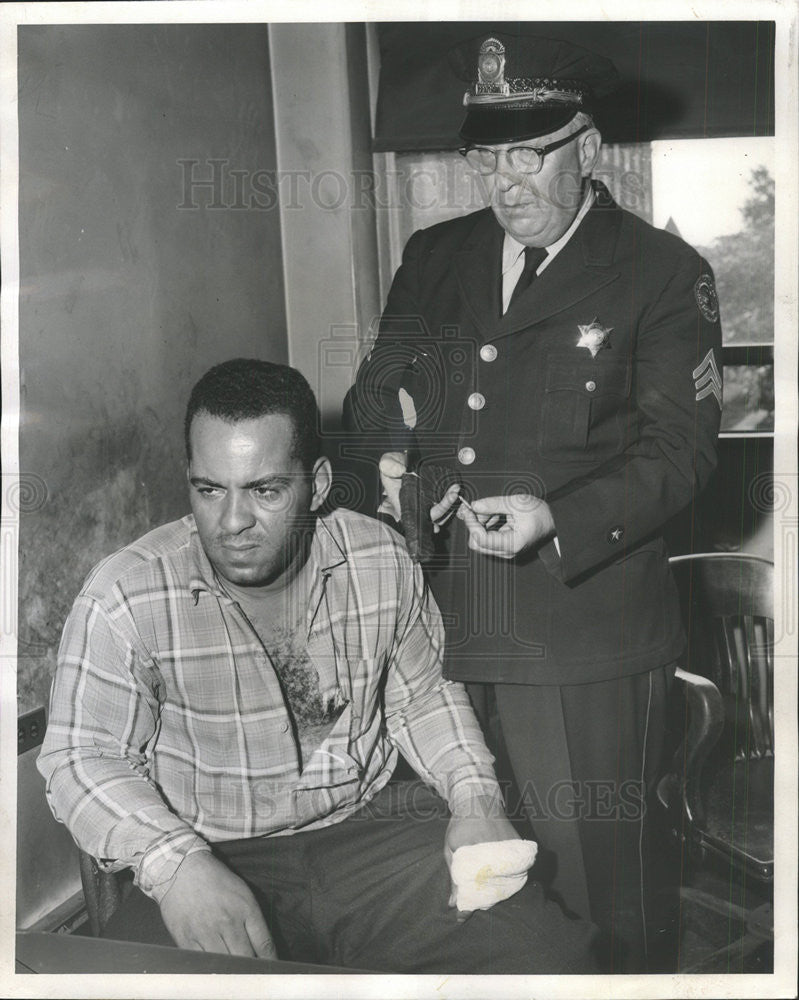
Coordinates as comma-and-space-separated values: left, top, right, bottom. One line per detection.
346, 183, 722, 687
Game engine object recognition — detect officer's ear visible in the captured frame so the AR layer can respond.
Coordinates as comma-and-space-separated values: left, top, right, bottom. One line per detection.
578, 128, 602, 178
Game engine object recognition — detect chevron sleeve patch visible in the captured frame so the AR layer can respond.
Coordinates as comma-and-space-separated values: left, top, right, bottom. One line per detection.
692, 349, 722, 409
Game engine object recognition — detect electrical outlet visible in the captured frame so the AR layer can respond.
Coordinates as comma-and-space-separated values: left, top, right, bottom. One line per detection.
18, 707, 46, 755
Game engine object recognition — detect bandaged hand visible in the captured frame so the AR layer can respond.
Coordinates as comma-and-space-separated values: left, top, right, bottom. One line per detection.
444, 809, 537, 920
449, 839, 538, 916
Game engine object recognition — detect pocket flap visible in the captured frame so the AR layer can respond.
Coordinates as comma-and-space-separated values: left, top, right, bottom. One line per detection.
544, 357, 631, 397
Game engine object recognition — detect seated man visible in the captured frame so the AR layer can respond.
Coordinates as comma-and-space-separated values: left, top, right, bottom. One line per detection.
38, 359, 596, 973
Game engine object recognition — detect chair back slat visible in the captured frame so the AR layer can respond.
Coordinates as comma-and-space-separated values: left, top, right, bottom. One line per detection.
669, 554, 774, 762
765, 619, 774, 752
744, 616, 769, 757
755, 617, 774, 756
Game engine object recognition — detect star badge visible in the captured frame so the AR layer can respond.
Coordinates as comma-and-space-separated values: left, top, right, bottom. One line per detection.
577, 318, 613, 358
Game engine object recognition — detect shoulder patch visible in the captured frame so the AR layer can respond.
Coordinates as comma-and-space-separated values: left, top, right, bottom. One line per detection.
694, 273, 719, 324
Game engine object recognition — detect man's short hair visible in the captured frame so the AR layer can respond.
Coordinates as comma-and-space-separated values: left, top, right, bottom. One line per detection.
184, 359, 321, 469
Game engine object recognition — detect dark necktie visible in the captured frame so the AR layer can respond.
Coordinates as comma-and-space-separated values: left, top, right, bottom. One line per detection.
508, 246, 547, 311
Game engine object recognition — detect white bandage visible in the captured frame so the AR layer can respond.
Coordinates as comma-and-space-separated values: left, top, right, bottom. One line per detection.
450, 839, 538, 913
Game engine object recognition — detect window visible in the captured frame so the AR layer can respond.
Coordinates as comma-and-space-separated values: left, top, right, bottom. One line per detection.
652, 137, 775, 435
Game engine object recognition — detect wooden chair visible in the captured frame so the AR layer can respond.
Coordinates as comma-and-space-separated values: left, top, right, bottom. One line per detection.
78, 852, 133, 937
657, 553, 774, 971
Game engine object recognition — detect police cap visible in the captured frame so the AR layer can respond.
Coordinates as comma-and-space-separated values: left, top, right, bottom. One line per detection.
450, 33, 619, 144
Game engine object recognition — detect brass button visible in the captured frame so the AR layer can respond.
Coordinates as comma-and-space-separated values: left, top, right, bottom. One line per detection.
467, 392, 486, 410
457, 447, 476, 465
585, 380, 597, 392
480, 344, 498, 362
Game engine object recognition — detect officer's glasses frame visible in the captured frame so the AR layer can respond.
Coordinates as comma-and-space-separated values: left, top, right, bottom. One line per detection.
458, 124, 591, 176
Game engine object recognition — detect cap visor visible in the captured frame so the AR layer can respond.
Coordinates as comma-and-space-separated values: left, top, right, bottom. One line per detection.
459, 106, 579, 144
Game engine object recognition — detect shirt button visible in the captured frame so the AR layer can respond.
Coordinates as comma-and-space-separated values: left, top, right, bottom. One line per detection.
480, 344, 498, 362
281, 722, 290, 733
585, 380, 597, 392
458, 447, 476, 465
467, 392, 486, 410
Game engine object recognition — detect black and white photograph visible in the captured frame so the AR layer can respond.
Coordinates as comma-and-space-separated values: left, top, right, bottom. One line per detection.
1, 1, 796, 997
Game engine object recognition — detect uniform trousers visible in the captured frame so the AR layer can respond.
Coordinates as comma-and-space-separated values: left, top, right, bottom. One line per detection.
101, 781, 598, 974
492, 665, 676, 973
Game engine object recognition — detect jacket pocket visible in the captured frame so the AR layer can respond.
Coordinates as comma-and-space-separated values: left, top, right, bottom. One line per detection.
539, 356, 631, 461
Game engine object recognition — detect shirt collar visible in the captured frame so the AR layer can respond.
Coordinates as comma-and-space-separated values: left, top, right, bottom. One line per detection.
501, 184, 596, 273
187, 511, 348, 601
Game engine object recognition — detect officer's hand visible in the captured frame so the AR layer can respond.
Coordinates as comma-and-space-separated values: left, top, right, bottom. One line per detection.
458, 494, 556, 558
430, 483, 462, 533
159, 851, 277, 958
377, 451, 407, 521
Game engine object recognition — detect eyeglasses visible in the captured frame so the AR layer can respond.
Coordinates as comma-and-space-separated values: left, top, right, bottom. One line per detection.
458, 124, 590, 176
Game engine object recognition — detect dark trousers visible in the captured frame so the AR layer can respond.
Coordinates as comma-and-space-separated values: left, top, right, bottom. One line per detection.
102, 781, 598, 974
493, 666, 677, 973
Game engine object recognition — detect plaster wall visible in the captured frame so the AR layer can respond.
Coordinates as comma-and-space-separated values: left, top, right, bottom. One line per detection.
17, 24, 288, 712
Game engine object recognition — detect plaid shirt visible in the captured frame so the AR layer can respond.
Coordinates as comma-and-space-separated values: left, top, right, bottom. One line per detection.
38, 508, 500, 901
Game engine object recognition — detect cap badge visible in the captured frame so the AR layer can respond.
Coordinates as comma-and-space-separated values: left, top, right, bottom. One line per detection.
476, 38, 509, 96
577, 318, 613, 357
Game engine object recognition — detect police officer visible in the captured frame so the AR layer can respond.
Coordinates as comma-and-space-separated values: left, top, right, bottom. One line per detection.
344, 32, 722, 972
